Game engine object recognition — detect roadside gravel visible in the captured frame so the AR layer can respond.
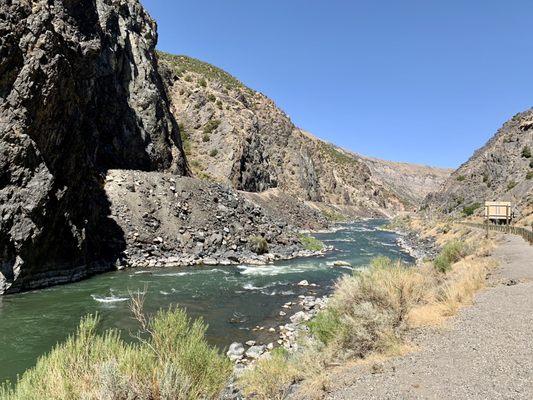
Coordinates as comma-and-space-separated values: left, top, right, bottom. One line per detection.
327, 233, 533, 400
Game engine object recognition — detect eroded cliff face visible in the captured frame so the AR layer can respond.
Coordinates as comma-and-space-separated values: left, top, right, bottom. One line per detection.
0, 0, 187, 294
424, 109, 533, 220
158, 53, 409, 216
359, 157, 452, 208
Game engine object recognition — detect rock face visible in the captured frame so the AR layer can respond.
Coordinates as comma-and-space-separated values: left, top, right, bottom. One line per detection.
157, 53, 417, 216
104, 170, 318, 268
0, 0, 187, 294
424, 109, 533, 219
359, 156, 452, 208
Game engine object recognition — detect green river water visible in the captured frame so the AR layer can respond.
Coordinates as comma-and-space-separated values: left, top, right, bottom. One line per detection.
0, 220, 412, 385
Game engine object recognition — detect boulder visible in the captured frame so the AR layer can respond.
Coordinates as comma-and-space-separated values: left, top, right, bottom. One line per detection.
245, 345, 266, 359
226, 342, 245, 361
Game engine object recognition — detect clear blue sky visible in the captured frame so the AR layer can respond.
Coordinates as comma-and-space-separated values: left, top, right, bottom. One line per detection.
141, 0, 532, 168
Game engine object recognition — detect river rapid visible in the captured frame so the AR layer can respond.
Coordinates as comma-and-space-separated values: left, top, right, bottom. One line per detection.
0, 219, 413, 384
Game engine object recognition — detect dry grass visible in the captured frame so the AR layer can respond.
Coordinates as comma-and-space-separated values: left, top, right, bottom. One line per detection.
241, 222, 497, 400
238, 348, 300, 400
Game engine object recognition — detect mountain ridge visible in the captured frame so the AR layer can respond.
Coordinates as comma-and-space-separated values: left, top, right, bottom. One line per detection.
157, 52, 451, 215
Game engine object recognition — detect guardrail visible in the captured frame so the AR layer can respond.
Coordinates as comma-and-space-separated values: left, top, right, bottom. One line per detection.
460, 222, 533, 245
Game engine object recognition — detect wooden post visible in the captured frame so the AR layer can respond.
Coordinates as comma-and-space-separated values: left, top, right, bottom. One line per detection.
485, 205, 489, 239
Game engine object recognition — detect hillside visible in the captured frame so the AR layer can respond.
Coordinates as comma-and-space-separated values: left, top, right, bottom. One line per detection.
424, 109, 533, 221
157, 52, 449, 215
359, 156, 453, 207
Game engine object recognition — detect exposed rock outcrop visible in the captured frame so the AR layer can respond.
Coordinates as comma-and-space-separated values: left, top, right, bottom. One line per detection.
0, 0, 187, 294
359, 156, 452, 208
424, 109, 533, 219
104, 170, 325, 268
157, 53, 434, 216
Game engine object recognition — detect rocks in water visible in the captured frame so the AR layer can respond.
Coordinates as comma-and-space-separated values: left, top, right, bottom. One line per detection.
333, 260, 351, 267
245, 345, 266, 359
290, 311, 311, 324
297, 280, 310, 286
226, 342, 245, 362
245, 340, 256, 347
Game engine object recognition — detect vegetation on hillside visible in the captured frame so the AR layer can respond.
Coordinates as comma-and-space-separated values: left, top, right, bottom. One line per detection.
318, 142, 359, 166
1, 303, 231, 400
462, 202, 481, 217
157, 52, 250, 92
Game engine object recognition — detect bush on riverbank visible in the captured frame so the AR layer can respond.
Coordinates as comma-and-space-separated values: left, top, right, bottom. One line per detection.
309, 257, 431, 359
433, 240, 470, 272
239, 229, 494, 399
239, 348, 299, 400
249, 235, 269, 254
1, 307, 231, 400
298, 234, 324, 251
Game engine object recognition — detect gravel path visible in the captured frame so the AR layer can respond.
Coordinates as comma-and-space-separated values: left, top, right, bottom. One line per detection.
327, 234, 533, 400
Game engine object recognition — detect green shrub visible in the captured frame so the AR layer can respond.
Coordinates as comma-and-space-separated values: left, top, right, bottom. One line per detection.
298, 234, 324, 251
238, 347, 298, 400
207, 93, 216, 102
203, 119, 220, 135
507, 180, 517, 190
434, 240, 469, 273
527, 171, 533, 180
202, 133, 210, 142
156, 52, 250, 93
184, 74, 193, 82
522, 146, 531, 158
198, 78, 207, 88
0, 308, 231, 400
309, 258, 430, 359
249, 235, 269, 254
209, 149, 218, 157
178, 123, 192, 155
216, 100, 223, 109
456, 175, 466, 182
308, 308, 342, 345
462, 202, 481, 216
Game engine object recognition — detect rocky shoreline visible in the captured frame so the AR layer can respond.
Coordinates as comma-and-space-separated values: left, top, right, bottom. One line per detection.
222, 280, 331, 400
380, 224, 439, 262
105, 170, 334, 271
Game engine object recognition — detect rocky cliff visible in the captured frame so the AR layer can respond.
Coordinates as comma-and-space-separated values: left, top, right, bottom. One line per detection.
157, 53, 441, 216
359, 156, 452, 208
0, 0, 187, 294
424, 109, 533, 220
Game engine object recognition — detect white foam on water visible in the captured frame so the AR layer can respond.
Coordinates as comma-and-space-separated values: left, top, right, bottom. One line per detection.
242, 283, 264, 290
237, 263, 326, 277
159, 290, 170, 295
91, 295, 128, 303
153, 268, 230, 278
153, 272, 191, 277
242, 281, 288, 290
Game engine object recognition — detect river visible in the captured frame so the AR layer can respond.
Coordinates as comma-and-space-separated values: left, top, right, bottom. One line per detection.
0, 219, 412, 384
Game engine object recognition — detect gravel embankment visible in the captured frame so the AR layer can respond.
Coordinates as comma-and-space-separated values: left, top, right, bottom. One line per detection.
327, 233, 533, 400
